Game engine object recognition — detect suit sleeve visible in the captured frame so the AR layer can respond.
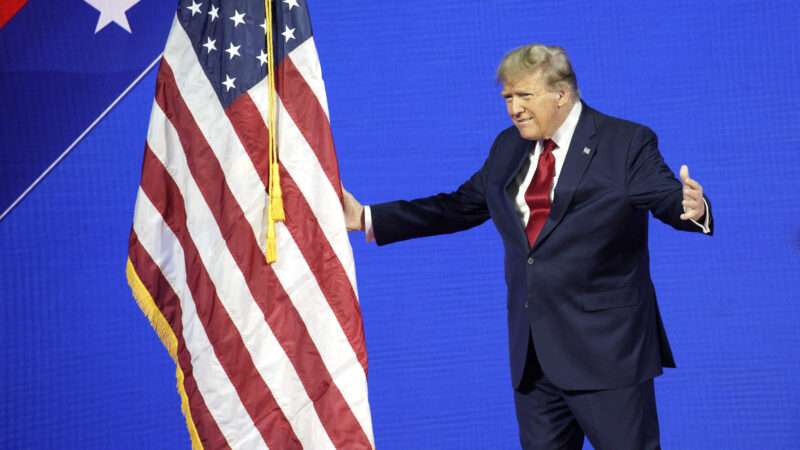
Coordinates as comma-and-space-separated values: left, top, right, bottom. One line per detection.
370, 146, 495, 246
626, 126, 714, 235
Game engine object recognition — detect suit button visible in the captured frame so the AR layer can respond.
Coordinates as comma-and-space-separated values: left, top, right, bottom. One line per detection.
527, 257, 535, 265
524, 301, 529, 309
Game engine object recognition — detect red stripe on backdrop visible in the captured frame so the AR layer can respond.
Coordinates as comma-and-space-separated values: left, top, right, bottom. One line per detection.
129, 232, 231, 450
0, 0, 27, 28
139, 144, 302, 450
228, 92, 368, 373
156, 60, 372, 449
277, 56, 343, 200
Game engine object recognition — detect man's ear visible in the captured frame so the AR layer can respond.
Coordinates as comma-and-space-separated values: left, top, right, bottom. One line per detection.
557, 89, 569, 108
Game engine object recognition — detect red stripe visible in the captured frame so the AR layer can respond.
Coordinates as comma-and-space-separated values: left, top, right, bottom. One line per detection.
157, 59, 372, 449
0, 0, 27, 28
277, 56, 343, 200
129, 232, 231, 450
228, 92, 368, 373
139, 142, 302, 449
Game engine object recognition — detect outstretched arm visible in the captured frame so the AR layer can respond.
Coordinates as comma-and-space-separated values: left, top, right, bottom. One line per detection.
626, 126, 713, 235
342, 164, 491, 246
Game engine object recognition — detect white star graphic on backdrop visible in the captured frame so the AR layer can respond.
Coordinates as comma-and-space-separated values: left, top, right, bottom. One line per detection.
281, 25, 296, 42
222, 75, 236, 92
225, 42, 241, 60
257, 49, 268, 66
229, 10, 246, 28
208, 5, 219, 21
283, 0, 300, 10
186, 0, 202, 16
202, 37, 216, 53
260, 19, 268, 34
83, 0, 141, 34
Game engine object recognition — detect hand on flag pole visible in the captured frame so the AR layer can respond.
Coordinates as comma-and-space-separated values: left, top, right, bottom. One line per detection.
342, 187, 365, 231
679, 165, 706, 221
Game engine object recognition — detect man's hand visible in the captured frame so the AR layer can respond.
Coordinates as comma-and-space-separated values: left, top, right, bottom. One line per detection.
679, 165, 705, 221
342, 187, 365, 231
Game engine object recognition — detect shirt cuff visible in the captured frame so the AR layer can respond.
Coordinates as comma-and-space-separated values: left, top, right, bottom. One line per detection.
364, 205, 375, 242
689, 198, 711, 234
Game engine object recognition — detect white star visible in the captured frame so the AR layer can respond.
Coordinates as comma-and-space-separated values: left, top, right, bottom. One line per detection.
260, 19, 268, 34
202, 36, 216, 53
229, 9, 246, 28
208, 4, 219, 21
186, 0, 202, 16
283, 0, 300, 10
224, 42, 241, 60
281, 25, 296, 42
83, 0, 141, 34
222, 75, 236, 92
257, 49, 268, 66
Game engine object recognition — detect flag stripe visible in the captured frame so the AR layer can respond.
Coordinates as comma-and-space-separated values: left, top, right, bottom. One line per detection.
162, 18, 266, 239
129, 231, 231, 450
224, 89, 373, 442
249, 81, 360, 295
132, 184, 270, 450
139, 144, 300, 450
154, 60, 372, 449
162, 15, 362, 417
147, 94, 338, 449
287, 38, 330, 119
131, 6, 374, 447
227, 91, 368, 373
278, 55, 342, 200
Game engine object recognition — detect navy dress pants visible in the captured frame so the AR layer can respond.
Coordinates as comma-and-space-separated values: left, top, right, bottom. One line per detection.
513, 338, 661, 450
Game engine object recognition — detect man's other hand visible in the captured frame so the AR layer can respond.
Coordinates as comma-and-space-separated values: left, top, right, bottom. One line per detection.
342, 187, 365, 231
679, 165, 706, 221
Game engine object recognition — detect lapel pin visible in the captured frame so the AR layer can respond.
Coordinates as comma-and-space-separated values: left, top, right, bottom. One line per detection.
583, 147, 591, 155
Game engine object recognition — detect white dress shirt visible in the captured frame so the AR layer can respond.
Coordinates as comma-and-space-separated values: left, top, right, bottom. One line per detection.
512, 101, 582, 226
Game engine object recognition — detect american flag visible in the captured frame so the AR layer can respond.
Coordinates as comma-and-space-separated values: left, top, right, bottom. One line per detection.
126, 1, 374, 448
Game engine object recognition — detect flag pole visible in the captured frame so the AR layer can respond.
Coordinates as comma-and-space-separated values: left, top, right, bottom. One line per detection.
264, 0, 284, 263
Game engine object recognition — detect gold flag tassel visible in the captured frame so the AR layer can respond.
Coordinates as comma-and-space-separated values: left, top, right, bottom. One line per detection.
264, 0, 284, 263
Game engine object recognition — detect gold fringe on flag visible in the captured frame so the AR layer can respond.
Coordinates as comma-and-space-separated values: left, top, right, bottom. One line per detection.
126, 259, 204, 450
264, 0, 284, 263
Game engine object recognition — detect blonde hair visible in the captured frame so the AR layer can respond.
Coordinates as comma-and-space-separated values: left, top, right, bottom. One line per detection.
497, 44, 579, 97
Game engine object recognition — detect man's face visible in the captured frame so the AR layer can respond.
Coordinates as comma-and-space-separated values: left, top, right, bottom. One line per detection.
501, 72, 565, 141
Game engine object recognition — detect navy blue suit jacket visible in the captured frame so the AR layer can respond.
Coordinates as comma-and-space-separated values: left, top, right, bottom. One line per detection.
371, 103, 713, 390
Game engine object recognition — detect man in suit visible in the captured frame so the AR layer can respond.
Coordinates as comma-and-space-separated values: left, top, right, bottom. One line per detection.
343, 44, 712, 450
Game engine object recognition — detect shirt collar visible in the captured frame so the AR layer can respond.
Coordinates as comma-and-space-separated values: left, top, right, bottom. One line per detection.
548, 100, 582, 150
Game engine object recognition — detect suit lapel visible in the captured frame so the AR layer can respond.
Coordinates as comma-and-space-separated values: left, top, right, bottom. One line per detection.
532, 103, 598, 252
502, 137, 534, 249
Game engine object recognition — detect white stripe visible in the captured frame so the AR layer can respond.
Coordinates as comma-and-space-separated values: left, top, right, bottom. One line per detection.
288, 38, 330, 118
146, 102, 336, 450
132, 189, 257, 450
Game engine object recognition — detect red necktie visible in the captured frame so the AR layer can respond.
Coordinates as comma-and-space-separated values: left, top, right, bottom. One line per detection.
524, 139, 557, 247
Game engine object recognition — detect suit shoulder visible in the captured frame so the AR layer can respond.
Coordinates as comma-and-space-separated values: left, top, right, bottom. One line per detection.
485, 125, 524, 155
495, 125, 524, 143
588, 107, 657, 142
592, 110, 655, 135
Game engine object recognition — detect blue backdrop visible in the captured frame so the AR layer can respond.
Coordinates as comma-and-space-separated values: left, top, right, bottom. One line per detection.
1, 1, 798, 449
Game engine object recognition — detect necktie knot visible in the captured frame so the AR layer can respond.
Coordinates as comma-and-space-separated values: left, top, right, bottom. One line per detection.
542, 139, 557, 154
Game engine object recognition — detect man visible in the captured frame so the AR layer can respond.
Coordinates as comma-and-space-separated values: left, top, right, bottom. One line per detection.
343, 44, 712, 450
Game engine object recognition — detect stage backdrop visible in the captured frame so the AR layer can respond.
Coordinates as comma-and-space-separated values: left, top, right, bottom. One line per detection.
1, 1, 798, 449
